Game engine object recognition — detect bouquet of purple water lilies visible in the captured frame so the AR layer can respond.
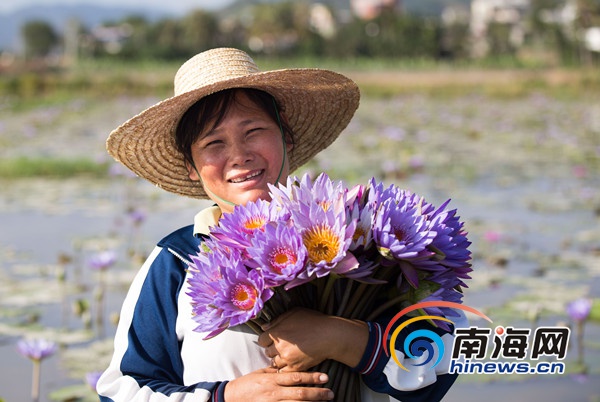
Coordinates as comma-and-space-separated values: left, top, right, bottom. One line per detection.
187, 173, 472, 400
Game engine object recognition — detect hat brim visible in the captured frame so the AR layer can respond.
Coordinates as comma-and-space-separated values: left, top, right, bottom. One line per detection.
106, 68, 360, 199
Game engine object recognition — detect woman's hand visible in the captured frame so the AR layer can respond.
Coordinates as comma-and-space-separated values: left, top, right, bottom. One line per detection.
257, 308, 369, 372
223, 368, 334, 401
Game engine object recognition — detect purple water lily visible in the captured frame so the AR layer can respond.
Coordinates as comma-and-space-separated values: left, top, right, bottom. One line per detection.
187, 175, 473, 346
268, 173, 359, 286
270, 172, 348, 217
86, 371, 103, 391
17, 338, 57, 361
290, 198, 358, 285
215, 261, 273, 326
187, 242, 237, 338
247, 221, 308, 287
17, 338, 58, 402
187, 248, 273, 339
414, 200, 472, 286
88, 250, 117, 271
348, 194, 376, 251
211, 198, 285, 251
128, 208, 147, 226
567, 298, 593, 322
372, 195, 437, 284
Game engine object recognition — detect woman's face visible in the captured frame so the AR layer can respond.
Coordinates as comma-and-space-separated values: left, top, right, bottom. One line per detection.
189, 92, 292, 213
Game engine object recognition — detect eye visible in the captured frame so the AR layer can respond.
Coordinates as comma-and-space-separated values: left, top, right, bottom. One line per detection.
246, 127, 264, 135
205, 139, 223, 147
197, 136, 224, 149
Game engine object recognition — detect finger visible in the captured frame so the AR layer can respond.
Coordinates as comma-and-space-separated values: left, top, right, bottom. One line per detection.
257, 331, 273, 347
272, 354, 287, 370
275, 371, 329, 386
264, 344, 278, 359
278, 384, 334, 401
261, 309, 293, 331
276, 365, 295, 373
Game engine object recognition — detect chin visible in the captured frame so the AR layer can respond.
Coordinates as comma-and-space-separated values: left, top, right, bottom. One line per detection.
236, 189, 272, 206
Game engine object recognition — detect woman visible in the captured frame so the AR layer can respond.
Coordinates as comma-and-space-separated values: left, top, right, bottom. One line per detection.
97, 47, 462, 401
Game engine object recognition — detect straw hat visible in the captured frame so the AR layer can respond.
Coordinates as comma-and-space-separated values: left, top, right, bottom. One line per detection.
106, 47, 360, 199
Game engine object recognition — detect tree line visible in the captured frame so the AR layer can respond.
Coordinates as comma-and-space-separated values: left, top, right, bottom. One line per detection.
19, 0, 600, 66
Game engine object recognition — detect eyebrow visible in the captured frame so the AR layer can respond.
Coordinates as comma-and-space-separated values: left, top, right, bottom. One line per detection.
199, 118, 269, 140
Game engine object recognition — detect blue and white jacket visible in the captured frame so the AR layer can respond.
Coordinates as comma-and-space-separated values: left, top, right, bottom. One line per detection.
97, 206, 465, 402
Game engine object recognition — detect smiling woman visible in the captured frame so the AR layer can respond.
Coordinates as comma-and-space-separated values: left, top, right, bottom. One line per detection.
96, 47, 461, 402
177, 89, 293, 213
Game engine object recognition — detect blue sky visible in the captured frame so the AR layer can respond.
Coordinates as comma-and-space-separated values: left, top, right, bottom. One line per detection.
0, 0, 235, 14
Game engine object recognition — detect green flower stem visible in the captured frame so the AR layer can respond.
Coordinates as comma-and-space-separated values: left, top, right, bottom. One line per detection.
323, 359, 339, 391
335, 364, 349, 401
348, 371, 361, 402
246, 320, 263, 335
343, 265, 397, 319
341, 282, 369, 317
332, 363, 360, 402
362, 285, 384, 317
274, 287, 292, 311
366, 293, 408, 321
294, 285, 310, 307
296, 283, 315, 309
31, 359, 40, 402
336, 278, 355, 316
576, 320, 585, 365
349, 283, 381, 319
316, 359, 333, 389
95, 271, 106, 339
261, 305, 275, 322
319, 274, 339, 312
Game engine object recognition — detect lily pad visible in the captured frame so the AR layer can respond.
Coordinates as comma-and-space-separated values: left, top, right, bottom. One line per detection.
49, 384, 97, 402
589, 298, 600, 324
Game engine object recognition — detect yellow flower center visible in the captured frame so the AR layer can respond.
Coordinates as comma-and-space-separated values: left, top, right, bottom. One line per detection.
243, 216, 267, 232
274, 253, 289, 264
318, 200, 332, 212
394, 226, 407, 242
303, 224, 340, 264
231, 283, 258, 310
352, 226, 366, 243
268, 247, 297, 274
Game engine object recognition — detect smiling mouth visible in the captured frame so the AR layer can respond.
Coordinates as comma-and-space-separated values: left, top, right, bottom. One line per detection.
229, 170, 264, 183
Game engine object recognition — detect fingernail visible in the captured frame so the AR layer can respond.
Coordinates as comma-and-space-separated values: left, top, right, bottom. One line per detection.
327, 390, 335, 399
319, 374, 328, 382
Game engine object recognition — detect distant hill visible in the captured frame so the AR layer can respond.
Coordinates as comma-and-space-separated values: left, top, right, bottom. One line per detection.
0, 0, 472, 52
0, 4, 171, 52
402, 0, 471, 17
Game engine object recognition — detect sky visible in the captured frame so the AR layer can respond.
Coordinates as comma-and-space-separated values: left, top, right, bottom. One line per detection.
0, 0, 236, 15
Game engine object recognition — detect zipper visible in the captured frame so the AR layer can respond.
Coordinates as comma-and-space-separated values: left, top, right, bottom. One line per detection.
167, 247, 193, 268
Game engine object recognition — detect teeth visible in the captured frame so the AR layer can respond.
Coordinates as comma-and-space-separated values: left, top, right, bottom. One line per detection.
230, 171, 261, 183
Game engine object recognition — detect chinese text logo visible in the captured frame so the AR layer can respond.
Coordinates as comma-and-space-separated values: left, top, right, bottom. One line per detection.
384, 301, 570, 375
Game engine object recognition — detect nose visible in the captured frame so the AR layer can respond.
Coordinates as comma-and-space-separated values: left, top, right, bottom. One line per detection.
228, 138, 253, 166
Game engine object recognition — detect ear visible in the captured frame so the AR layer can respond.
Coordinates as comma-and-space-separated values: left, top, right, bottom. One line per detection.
186, 161, 200, 181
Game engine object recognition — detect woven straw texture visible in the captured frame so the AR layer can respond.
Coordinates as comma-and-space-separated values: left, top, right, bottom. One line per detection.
106, 48, 360, 199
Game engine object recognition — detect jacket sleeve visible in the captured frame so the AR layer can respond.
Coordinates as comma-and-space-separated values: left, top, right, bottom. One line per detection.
352, 312, 467, 402
96, 246, 228, 402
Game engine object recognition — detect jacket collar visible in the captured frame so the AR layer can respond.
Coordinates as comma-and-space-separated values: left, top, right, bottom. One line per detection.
193, 205, 221, 237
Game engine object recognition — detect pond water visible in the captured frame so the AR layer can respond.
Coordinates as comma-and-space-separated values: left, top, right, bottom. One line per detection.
1, 93, 599, 401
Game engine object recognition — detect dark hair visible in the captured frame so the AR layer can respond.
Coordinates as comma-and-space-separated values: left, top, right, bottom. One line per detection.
175, 88, 294, 172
